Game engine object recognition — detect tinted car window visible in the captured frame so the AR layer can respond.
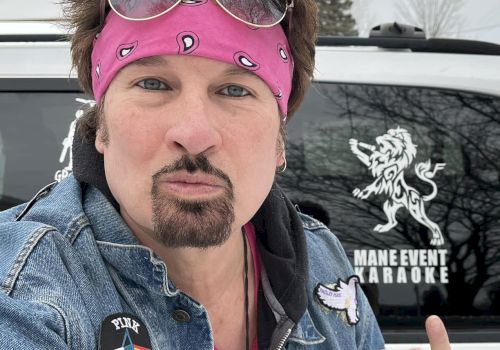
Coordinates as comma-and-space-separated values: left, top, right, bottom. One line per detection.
0, 91, 84, 209
278, 82, 500, 338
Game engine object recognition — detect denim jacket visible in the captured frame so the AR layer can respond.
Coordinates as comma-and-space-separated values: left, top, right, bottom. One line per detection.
0, 176, 384, 349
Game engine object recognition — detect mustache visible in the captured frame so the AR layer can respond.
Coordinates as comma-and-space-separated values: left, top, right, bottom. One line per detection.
152, 154, 233, 190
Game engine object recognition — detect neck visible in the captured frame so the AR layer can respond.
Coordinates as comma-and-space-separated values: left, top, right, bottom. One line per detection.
164, 228, 248, 303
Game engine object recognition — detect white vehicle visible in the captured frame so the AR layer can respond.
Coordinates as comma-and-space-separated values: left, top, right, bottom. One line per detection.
1, 11, 500, 350
285, 23, 500, 350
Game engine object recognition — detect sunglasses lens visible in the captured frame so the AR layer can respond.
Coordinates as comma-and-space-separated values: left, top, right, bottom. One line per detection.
217, 0, 287, 26
109, 0, 179, 19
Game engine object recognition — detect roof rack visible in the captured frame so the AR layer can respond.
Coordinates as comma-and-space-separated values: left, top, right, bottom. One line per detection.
0, 34, 67, 42
2, 21, 500, 55
317, 22, 500, 56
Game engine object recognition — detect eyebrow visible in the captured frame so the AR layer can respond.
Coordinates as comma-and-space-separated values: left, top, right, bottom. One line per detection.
222, 66, 258, 79
128, 56, 169, 67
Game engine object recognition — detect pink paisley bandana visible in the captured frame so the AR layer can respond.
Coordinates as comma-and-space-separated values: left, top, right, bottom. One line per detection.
91, 0, 294, 116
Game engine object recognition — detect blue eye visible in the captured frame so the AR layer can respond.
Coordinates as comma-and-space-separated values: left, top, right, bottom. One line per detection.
220, 85, 250, 97
138, 79, 168, 90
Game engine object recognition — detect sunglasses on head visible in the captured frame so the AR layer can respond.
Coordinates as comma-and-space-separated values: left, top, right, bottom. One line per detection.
100, 0, 294, 28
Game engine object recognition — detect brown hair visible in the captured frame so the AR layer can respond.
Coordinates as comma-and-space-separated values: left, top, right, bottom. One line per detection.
62, 0, 319, 141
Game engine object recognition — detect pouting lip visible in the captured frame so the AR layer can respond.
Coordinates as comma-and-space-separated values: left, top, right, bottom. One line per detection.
158, 171, 227, 188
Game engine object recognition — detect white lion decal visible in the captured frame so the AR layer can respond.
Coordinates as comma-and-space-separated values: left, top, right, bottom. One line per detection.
349, 127, 446, 246
55, 98, 95, 182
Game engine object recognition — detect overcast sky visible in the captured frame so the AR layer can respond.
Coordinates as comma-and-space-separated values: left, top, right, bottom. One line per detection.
351, 0, 500, 44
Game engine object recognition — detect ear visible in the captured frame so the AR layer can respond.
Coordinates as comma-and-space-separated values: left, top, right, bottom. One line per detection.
95, 128, 106, 154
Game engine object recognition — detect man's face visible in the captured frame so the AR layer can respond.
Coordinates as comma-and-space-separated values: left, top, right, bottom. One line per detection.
95, 55, 284, 248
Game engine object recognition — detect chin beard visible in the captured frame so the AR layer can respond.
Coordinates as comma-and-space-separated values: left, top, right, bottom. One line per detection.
150, 154, 235, 248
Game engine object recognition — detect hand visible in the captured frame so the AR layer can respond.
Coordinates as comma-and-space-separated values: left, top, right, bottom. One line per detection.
409, 315, 451, 350
426, 315, 451, 350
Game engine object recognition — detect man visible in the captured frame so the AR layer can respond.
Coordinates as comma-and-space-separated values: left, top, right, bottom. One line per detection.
0, 0, 450, 349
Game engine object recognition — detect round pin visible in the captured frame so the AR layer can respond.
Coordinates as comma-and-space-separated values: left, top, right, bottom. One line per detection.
99, 313, 152, 350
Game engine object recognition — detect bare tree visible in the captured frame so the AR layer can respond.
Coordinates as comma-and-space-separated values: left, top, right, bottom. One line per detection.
396, 0, 465, 38
316, 0, 358, 36
351, 0, 378, 37
278, 83, 500, 317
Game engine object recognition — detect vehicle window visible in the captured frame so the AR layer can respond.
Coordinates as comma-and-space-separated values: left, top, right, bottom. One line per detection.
0, 91, 85, 209
278, 82, 500, 334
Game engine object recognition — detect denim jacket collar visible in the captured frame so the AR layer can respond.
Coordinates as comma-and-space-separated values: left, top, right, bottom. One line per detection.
83, 185, 182, 298
83, 184, 137, 246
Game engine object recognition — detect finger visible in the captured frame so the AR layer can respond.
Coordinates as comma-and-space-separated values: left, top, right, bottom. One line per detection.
426, 315, 451, 350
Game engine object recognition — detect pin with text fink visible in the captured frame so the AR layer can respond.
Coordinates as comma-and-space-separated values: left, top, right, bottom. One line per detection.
99, 313, 152, 350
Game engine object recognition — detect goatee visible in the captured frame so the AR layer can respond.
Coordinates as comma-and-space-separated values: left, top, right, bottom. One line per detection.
151, 154, 235, 248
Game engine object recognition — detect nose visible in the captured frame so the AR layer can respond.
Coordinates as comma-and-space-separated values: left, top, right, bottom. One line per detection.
163, 93, 222, 156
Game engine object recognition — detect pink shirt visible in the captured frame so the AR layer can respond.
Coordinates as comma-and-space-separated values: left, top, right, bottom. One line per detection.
214, 223, 261, 350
